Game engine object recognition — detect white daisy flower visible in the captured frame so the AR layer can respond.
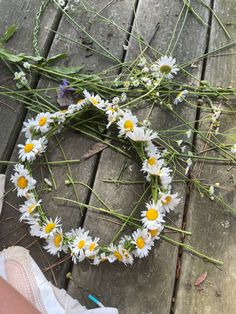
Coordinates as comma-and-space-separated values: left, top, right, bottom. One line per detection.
148, 166, 172, 189
84, 237, 100, 258
19, 197, 41, 221
18, 139, 43, 162
39, 217, 62, 239
145, 141, 158, 155
105, 104, 121, 127
142, 155, 164, 174
120, 248, 134, 265
93, 252, 107, 265
28, 218, 42, 237
117, 111, 138, 136
70, 228, 91, 262
51, 111, 67, 125
11, 164, 37, 197
107, 244, 125, 263
141, 200, 165, 229
158, 167, 173, 189
67, 104, 78, 115
156, 56, 179, 79
22, 118, 36, 139
148, 224, 164, 240
132, 229, 154, 258
158, 192, 180, 213
231, 144, 236, 154
37, 137, 48, 155
83, 90, 105, 110
117, 239, 134, 265
35, 112, 53, 133
174, 90, 188, 105
127, 127, 158, 142
76, 99, 85, 111
44, 228, 64, 256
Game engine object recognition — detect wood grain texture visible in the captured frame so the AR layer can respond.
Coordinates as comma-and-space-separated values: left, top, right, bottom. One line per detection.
174, 1, 236, 313
1, 0, 135, 287
0, 0, 59, 172
67, 1, 211, 313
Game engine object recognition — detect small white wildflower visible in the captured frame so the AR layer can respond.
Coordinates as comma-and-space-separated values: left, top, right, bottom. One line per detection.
112, 97, 120, 105
58, 0, 65, 6
142, 67, 149, 73
132, 80, 140, 87
120, 92, 127, 102
23, 62, 31, 69
14, 71, 25, 80
186, 129, 192, 138
231, 144, 236, 154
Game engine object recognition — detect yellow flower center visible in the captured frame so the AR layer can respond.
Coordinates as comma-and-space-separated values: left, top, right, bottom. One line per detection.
89, 243, 96, 252
90, 97, 98, 105
114, 251, 123, 261
78, 239, 85, 249
27, 204, 35, 214
54, 234, 62, 247
108, 107, 115, 113
149, 229, 158, 237
45, 223, 56, 234
147, 157, 156, 166
160, 64, 172, 74
136, 237, 145, 249
24, 143, 34, 153
162, 195, 172, 205
39, 117, 47, 126
146, 208, 158, 220
77, 99, 84, 105
17, 176, 28, 189
124, 120, 134, 131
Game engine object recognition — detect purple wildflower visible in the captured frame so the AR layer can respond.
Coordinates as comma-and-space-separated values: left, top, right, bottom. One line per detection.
59, 79, 75, 97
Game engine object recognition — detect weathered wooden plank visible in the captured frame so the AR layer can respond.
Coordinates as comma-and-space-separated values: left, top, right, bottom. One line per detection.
68, 1, 211, 313
174, 1, 236, 313
1, 0, 135, 287
0, 0, 60, 172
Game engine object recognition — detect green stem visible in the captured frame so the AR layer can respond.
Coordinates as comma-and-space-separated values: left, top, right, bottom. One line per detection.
161, 234, 223, 265
164, 225, 192, 235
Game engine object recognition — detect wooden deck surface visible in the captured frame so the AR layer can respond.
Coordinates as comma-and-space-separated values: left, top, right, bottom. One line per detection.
0, 1, 236, 313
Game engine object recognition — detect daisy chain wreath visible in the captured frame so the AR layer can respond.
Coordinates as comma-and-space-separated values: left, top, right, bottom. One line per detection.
9, 52, 227, 267
11, 95, 181, 265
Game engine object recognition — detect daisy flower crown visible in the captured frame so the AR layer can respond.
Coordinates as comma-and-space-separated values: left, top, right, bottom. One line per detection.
11, 81, 181, 266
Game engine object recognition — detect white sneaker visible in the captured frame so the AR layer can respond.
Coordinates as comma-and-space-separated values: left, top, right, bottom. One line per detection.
0, 246, 118, 314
